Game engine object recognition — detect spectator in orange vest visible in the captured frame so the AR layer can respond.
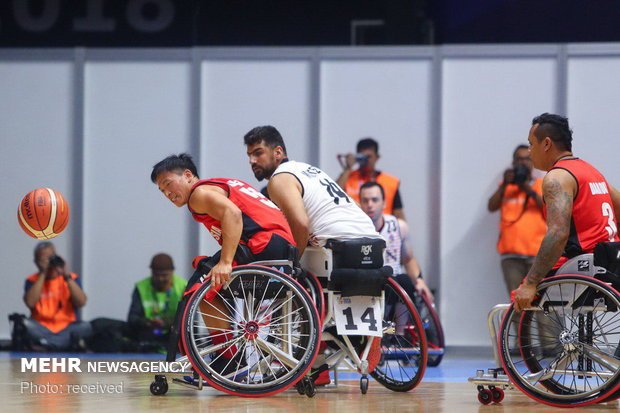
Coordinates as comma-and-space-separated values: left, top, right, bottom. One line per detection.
488, 144, 546, 296
336, 137, 405, 220
22, 242, 91, 350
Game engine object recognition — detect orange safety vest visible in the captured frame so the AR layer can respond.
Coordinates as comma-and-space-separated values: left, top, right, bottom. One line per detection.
497, 178, 546, 256
26, 272, 79, 333
345, 170, 400, 214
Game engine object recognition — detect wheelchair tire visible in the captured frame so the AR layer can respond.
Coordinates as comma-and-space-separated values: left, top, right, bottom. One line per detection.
181, 265, 321, 397
414, 291, 445, 367
370, 277, 428, 392
498, 275, 620, 407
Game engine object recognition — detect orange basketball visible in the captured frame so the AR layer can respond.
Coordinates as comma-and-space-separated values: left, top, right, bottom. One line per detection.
18, 188, 70, 240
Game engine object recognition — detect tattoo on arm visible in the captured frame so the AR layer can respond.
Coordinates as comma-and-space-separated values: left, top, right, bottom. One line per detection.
525, 177, 573, 285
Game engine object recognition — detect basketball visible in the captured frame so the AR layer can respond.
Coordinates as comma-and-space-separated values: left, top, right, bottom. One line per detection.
18, 188, 70, 240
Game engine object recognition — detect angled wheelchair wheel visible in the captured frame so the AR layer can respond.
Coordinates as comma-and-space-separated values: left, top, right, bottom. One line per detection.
499, 275, 620, 407
413, 291, 445, 367
370, 277, 428, 392
181, 265, 321, 397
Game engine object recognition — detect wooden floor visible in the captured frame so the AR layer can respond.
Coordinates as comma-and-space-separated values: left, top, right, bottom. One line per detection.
3, 356, 619, 412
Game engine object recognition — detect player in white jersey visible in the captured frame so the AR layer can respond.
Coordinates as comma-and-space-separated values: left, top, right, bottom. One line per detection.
243, 126, 383, 386
359, 181, 434, 301
243, 126, 380, 256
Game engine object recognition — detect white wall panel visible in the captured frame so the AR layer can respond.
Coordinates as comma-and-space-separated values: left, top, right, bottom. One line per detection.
83, 62, 192, 321
567, 57, 620, 185
319, 60, 434, 286
441, 58, 556, 346
0, 62, 74, 338
199, 60, 311, 253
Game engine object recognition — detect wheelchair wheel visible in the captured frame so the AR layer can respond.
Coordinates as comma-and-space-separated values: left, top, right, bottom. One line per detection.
370, 277, 427, 392
499, 275, 620, 407
413, 291, 445, 367
181, 265, 321, 397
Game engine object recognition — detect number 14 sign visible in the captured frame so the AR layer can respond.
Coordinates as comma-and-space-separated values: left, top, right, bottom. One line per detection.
334, 295, 384, 337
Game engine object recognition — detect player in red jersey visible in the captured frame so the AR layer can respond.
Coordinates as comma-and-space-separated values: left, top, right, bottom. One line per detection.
151, 153, 296, 373
514, 114, 620, 311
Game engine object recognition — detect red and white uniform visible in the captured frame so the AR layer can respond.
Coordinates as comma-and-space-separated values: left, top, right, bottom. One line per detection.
546, 158, 619, 268
188, 178, 295, 255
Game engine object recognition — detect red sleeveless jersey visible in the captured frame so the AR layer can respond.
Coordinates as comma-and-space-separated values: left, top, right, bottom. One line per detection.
544, 158, 619, 268
188, 178, 295, 254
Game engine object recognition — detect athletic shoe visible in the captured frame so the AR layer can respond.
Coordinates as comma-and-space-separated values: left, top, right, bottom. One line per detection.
365, 336, 382, 373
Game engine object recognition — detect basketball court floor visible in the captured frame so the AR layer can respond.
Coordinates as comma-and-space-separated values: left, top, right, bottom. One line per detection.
3, 348, 618, 412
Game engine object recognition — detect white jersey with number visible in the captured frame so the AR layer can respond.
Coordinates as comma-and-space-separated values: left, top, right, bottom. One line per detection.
271, 160, 380, 245
379, 214, 404, 275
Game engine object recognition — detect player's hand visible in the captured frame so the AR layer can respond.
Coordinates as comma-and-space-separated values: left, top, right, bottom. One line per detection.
415, 278, 434, 302
345, 153, 356, 169
513, 282, 538, 312
503, 168, 515, 185
209, 261, 233, 288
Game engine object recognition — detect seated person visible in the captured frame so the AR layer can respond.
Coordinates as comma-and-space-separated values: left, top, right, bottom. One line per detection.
127, 253, 187, 347
359, 181, 433, 301
23, 242, 91, 350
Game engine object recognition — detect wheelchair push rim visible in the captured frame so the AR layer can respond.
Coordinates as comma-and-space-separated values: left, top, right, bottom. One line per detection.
370, 277, 428, 392
181, 265, 321, 397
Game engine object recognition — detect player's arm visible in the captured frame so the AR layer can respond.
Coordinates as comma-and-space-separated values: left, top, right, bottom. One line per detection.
268, 173, 310, 256
608, 184, 620, 224
189, 185, 243, 287
399, 219, 433, 301
514, 169, 576, 311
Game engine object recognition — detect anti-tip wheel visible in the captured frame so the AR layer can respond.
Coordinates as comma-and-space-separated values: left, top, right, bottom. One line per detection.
491, 387, 504, 403
478, 388, 493, 405
150, 380, 168, 396
360, 377, 369, 395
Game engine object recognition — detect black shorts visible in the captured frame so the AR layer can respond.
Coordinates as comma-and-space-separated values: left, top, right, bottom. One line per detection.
185, 233, 297, 292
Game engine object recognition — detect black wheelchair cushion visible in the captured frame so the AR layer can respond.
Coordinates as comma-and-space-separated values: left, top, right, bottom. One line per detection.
328, 266, 393, 297
325, 237, 385, 269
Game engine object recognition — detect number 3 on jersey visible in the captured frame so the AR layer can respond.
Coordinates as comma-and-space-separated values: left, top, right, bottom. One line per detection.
602, 202, 618, 241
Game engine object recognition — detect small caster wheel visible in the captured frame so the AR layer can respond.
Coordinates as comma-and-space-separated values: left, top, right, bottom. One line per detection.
491, 387, 504, 403
360, 376, 369, 395
295, 381, 306, 395
478, 388, 493, 405
150, 380, 168, 396
305, 380, 316, 398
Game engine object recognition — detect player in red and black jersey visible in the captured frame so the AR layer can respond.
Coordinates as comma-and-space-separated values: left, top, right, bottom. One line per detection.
151, 154, 296, 290
514, 113, 620, 311
151, 153, 297, 372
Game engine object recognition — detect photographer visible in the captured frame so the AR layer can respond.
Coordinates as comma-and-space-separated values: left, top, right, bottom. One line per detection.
336, 137, 405, 220
22, 241, 91, 351
488, 145, 545, 296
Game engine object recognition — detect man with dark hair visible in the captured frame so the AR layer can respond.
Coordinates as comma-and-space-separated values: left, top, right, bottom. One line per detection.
514, 113, 620, 311
488, 144, 545, 298
244, 125, 382, 385
336, 137, 405, 220
151, 153, 296, 375
359, 181, 433, 301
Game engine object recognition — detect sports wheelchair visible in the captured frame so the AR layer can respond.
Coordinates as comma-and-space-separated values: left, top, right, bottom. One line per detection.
150, 238, 428, 397
469, 242, 620, 407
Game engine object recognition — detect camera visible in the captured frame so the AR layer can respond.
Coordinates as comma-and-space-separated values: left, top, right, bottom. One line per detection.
355, 154, 369, 166
48, 255, 65, 268
513, 164, 529, 185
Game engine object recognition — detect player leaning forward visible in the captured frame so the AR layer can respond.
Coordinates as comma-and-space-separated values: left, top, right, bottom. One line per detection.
244, 125, 384, 384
